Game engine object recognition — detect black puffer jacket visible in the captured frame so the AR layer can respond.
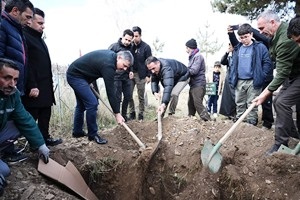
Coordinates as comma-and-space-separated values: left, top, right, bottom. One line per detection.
151, 58, 189, 104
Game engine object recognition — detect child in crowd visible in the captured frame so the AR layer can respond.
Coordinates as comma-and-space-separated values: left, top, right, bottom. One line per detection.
207, 61, 224, 118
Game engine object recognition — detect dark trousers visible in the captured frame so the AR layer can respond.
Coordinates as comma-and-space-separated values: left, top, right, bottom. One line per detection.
273, 77, 300, 146
188, 86, 206, 118
0, 121, 20, 177
114, 79, 131, 117
207, 95, 219, 114
261, 81, 274, 128
25, 107, 51, 140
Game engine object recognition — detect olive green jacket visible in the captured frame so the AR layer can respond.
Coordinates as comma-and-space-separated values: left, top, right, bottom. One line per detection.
268, 22, 300, 92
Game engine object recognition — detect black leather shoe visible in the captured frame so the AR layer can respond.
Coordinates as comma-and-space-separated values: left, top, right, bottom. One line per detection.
45, 138, 63, 146
129, 112, 136, 120
72, 131, 87, 138
88, 135, 108, 144
138, 113, 144, 120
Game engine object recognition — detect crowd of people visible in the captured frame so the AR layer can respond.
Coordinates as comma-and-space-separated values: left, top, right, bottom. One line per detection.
0, 0, 299, 197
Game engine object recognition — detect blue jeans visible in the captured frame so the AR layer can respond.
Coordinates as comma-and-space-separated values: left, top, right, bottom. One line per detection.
67, 74, 99, 137
0, 121, 21, 177
207, 95, 219, 114
114, 79, 131, 117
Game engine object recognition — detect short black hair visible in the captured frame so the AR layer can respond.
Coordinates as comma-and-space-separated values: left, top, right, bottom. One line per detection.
237, 23, 253, 36
132, 26, 142, 35
123, 29, 134, 37
34, 7, 45, 18
0, 58, 19, 71
5, 0, 34, 13
287, 15, 300, 38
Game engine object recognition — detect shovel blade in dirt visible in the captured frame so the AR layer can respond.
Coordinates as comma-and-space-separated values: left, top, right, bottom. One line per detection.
278, 142, 300, 155
201, 140, 223, 173
201, 102, 256, 173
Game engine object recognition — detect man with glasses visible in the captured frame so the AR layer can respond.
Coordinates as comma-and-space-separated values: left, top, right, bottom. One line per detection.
66, 50, 133, 145
253, 11, 300, 155
228, 23, 272, 126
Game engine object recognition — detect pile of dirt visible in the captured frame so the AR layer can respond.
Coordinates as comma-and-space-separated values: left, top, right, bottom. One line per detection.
2, 116, 300, 200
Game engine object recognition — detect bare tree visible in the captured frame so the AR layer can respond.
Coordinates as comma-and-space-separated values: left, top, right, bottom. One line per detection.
196, 22, 223, 63
104, 0, 144, 32
152, 37, 165, 56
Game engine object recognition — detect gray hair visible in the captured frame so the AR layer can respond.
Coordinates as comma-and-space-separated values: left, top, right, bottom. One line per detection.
257, 10, 280, 22
117, 50, 134, 66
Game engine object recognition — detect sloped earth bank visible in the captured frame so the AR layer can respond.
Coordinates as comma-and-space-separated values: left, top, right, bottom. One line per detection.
1, 116, 300, 200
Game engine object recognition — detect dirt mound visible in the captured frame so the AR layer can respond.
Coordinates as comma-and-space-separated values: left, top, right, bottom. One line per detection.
2, 116, 300, 200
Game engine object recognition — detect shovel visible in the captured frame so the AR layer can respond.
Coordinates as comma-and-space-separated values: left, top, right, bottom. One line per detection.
201, 102, 256, 173
278, 142, 300, 155
90, 86, 146, 150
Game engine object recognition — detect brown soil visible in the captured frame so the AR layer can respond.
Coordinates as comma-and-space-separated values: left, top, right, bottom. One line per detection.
1, 115, 300, 200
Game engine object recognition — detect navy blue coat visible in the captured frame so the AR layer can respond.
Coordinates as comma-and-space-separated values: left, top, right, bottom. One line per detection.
229, 40, 272, 89
0, 12, 27, 95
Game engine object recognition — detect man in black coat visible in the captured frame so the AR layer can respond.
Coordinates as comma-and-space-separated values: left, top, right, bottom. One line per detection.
128, 26, 152, 120
145, 56, 189, 116
108, 29, 134, 121
22, 8, 62, 146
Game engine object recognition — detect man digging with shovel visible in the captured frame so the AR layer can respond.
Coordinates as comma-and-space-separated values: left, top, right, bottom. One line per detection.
253, 10, 300, 155
145, 56, 190, 117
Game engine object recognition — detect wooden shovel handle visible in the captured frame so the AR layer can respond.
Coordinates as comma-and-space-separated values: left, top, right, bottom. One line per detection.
90, 85, 146, 149
219, 102, 256, 144
157, 101, 162, 141
122, 123, 146, 149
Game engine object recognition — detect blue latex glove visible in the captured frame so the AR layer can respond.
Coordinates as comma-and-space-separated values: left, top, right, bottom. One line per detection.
38, 144, 49, 164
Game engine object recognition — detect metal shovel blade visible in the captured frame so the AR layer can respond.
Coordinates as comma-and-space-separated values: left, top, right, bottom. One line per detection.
278, 142, 300, 155
201, 140, 223, 173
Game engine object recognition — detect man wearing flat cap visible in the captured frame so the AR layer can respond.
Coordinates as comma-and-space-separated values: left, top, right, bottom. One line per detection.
185, 38, 211, 121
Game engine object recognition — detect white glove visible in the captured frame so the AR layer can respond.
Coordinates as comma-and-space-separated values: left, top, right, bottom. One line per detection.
38, 144, 50, 164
